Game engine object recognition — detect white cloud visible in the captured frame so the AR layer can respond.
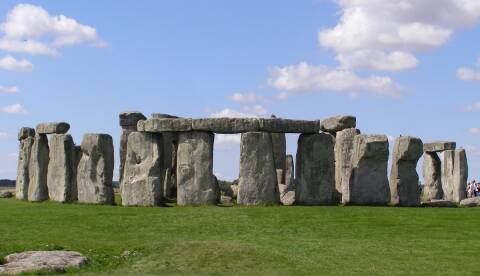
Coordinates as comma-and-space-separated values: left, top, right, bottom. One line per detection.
215, 134, 241, 148
0, 55, 33, 71
319, 0, 480, 72
0, 132, 7, 138
209, 107, 266, 118
0, 86, 19, 94
1, 103, 27, 114
457, 67, 480, 81
0, 4, 104, 55
276, 92, 289, 100
470, 128, 480, 134
268, 62, 401, 98
230, 92, 263, 103
465, 101, 480, 111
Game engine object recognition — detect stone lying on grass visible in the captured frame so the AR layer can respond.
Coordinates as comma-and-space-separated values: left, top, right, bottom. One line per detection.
36, 122, 70, 134
0, 251, 87, 274
459, 197, 480, 207
421, 199, 457, 208
0, 191, 13, 198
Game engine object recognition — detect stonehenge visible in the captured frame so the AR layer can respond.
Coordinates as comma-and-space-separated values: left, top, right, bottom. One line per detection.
77, 134, 115, 205
389, 136, 423, 206
14, 113, 471, 208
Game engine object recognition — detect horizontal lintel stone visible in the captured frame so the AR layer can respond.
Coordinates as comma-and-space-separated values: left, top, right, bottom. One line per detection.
423, 141, 456, 152
36, 122, 70, 134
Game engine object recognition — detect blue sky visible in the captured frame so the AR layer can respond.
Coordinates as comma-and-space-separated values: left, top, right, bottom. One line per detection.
1, 0, 480, 181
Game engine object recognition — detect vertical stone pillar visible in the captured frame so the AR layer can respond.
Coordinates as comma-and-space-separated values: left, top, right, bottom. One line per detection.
28, 134, 50, 201
422, 152, 443, 201
121, 132, 164, 206
47, 134, 77, 202
389, 136, 423, 206
285, 154, 294, 189
343, 135, 390, 205
77, 134, 115, 205
334, 128, 359, 199
442, 149, 468, 203
16, 127, 35, 200
295, 133, 336, 205
271, 133, 286, 183
119, 112, 146, 184
238, 132, 279, 205
177, 131, 219, 205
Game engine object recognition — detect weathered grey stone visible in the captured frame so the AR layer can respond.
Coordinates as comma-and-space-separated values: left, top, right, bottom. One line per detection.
192, 118, 260, 133
296, 133, 336, 205
18, 127, 35, 140
16, 136, 34, 200
271, 133, 286, 183
0, 251, 87, 274
320, 115, 356, 133
231, 184, 239, 199
334, 128, 359, 198
151, 113, 179, 119
343, 135, 390, 205
442, 149, 468, 203
220, 195, 233, 204
459, 197, 480, 207
390, 136, 423, 206
119, 111, 147, 127
423, 141, 456, 152
422, 152, 443, 201
77, 134, 114, 205
36, 122, 70, 134
138, 118, 193, 132
238, 132, 279, 205
28, 134, 49, 202
121, 132, 164, 206
46, 134, 76, 203
258, 118, 320, 133
421, 199, 457, 208
281, 190, 295, 206
177, 131, 219, 205
285, 154, 294, 188
119, 112, 146, 184
0, 191, 13, 198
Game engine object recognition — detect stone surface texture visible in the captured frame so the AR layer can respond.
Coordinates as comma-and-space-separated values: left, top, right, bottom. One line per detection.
459, 197, 480, 207
16, 136, 34, 200
285, 154, 294, 189
177, 131, 219, 205
238, 132, 279, 205
389, 136, 423, 206
27, 134, 49, 202
119, 112, 146, 184
422, 152, 444, 201
334, 128, 359, 198
295, 133, 336, 205
18, 127, 35, 140
121, 132, 164, 206
36, 122, 70, 134
119, 111, 147, 127
77, 134, 114, 205
320, 115, 356, 133
138, 118, 193, 132
271, 133, 286, 184
421, 199, 457, 208
47, 134, 77, 203
343, 135, 390, 205
192, 118, 259, 133
442, 149, 468, 203
423, 141, 456, 152
0, 251, 87, 274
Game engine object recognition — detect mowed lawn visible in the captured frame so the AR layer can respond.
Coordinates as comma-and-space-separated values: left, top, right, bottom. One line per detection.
1, 198, 479, 275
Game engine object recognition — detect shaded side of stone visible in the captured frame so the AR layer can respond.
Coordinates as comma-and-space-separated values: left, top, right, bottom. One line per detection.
18, 127, 35, 140
16, 136, 34, 200
271, 132, 286, 184
285, 154, 294, 189
28, 134, 49, 202
295, 133, 336, 205
177, 131, 219, 205
238, 132, 279, 205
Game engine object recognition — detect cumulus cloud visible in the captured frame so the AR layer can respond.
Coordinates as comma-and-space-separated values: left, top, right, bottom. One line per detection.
470, 127, 480, 134
268, 62, 401, 98
215, 133, 241, 148
457, 67, 480, 81
319, 0, 480, 71
0, 4, 104, 55
464, 101, 480, 111
0, 55, 33, 71
0, 132, 7, 138
230, 92, 263, 103
1, 103, 27, 114
209, 105, 268, 118
0, 86, 19, 94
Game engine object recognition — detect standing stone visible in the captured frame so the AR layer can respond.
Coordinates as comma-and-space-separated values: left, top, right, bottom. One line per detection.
343, 135, 390, 205
47, 134, 76, 202
442, 149, 468, 203
77, 134, 114, 205
285, 154, 294, 189
177, 131, 219, 205
118, 112, 146, 184
238, 132, 279, 205
334, 128, 359, 198
389, 136, 423, 206
422, 152, 443, 201
16, 128, 35, 200
121, 132, 164, 206
28, 134, 49, 202
271, 132, 286, 184
295, 133, 336, 205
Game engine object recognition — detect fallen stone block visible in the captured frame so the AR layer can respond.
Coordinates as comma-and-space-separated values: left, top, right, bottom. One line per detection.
421, 199, 457, 208
36, 122, 70, 134
0, 251, 87, 275
459, 197, 480, 207
320, 115, 356, 133
423, 141, 456, 152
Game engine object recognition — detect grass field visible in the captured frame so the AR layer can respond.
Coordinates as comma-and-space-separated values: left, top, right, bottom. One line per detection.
1, 197, 479, 275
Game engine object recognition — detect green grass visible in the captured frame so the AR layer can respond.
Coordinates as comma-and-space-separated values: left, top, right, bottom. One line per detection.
1, 198, 479, 275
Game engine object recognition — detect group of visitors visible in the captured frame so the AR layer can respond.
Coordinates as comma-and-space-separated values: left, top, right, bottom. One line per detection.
467, 180, 478, 198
